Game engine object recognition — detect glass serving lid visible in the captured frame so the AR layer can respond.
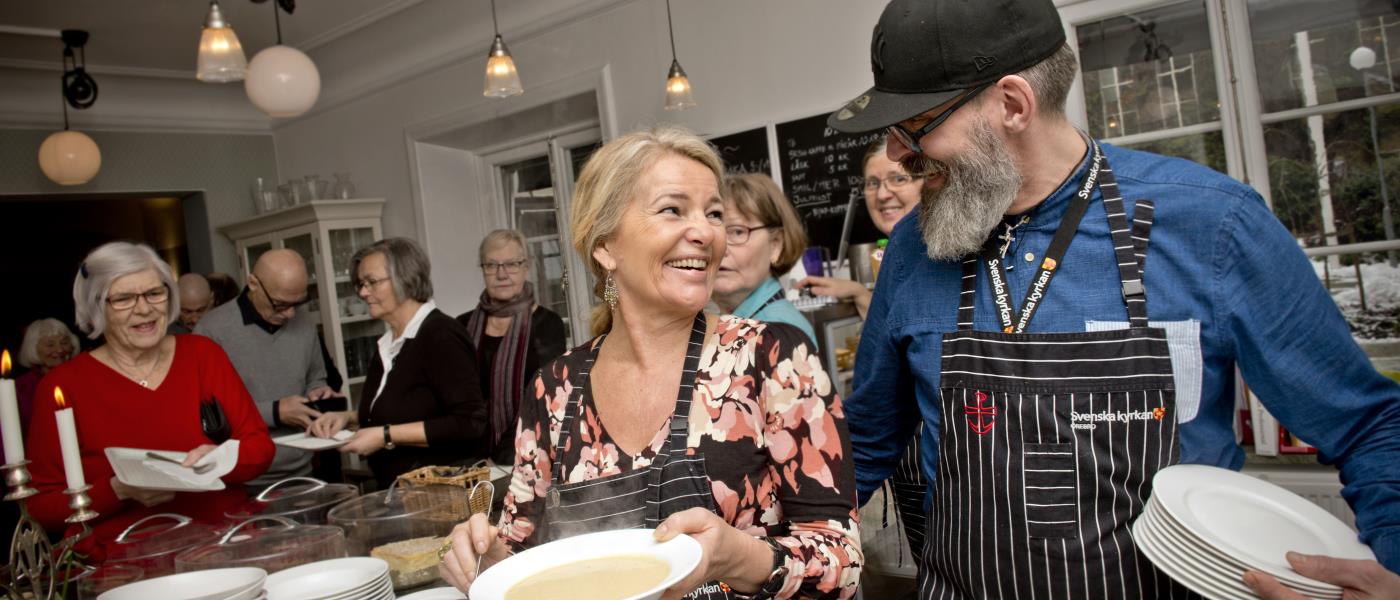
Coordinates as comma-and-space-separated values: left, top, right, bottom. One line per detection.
175, 516, 348, 574
224, 477, 360, 525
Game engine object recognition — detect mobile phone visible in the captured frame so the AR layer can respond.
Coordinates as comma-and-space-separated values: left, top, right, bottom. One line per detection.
306, 397, 349, 414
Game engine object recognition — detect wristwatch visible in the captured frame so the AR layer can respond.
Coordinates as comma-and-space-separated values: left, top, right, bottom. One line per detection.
732, 537, 789, 600
382, 424, 396, 450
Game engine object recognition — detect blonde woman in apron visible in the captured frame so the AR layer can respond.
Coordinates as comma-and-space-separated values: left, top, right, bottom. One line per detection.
439, 125, 863, 600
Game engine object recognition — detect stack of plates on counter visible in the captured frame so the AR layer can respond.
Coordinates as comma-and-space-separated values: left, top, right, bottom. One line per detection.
98, 567, 266, 600
264, 557, 393, 600
1133, 465, 1375, 600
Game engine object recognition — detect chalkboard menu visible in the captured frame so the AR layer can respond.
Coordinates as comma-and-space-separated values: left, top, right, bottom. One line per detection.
775, 113, 885, 255
710, 127, 772, 176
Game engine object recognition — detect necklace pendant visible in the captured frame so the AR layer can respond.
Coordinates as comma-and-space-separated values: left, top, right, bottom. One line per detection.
138, 379, 149, 388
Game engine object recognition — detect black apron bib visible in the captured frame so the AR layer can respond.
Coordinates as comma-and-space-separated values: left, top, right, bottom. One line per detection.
538, 314, 732, 600
920, 143, 1201, 599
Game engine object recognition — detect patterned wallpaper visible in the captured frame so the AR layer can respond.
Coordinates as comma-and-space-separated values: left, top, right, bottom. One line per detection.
0, 128, 277, 275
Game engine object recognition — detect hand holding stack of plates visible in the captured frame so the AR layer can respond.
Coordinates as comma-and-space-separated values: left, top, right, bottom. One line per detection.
264, 557, 393, 600
1133, 465, 1376, 600
98, 567, 267, 600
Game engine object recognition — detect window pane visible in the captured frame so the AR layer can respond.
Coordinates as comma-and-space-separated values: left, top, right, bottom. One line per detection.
1249, 0, 1399, 113
1076, 1, 1222, 138
1119, 130, 1228, 174
1264, 105, 1400, 246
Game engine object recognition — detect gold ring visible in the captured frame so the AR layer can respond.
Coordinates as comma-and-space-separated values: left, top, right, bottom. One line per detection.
437, 540, 453, 561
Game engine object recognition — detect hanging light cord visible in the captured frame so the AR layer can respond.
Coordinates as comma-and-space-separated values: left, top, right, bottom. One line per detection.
665, 0, 677, 61
490, 0, 500, 36
272, 1, 283, 45
59, 85, 69, 131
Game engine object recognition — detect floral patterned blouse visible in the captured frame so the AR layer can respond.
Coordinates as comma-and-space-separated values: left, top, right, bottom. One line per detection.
497, 315, 863, 598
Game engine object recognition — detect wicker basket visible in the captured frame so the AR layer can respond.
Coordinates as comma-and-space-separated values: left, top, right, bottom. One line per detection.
394, 465, 492, 519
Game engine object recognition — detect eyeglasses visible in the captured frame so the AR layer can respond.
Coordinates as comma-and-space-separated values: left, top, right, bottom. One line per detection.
354, 276, 390, 292
886, 83, 991, 154
481, 260, 526, 274
106, 285, 170, 311
252, 275, 310, 313
863, 173, 922, 193
725, 224, 778, 246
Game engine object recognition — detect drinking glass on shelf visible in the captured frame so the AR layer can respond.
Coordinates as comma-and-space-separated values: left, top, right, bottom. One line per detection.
306, 175, 329, 200
251, 177, 278, 213
330, 173, 357, 200
277, 183, 294, 209
286, 179, 311, 205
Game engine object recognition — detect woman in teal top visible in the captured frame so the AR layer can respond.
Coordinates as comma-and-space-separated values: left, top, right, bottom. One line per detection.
712, 173, 817, 345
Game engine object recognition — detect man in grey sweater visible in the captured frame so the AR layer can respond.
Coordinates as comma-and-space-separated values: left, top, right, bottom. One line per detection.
196, 249, 341, 491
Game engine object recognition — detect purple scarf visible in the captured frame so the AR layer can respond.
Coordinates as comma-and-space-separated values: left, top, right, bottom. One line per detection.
465, 281, 535, 456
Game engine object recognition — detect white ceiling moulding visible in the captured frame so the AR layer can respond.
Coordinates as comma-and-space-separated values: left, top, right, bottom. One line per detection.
0, 58, 193, 80
272, 0, 635, 127
0, 108, 274, 134
297, 0, 425, 52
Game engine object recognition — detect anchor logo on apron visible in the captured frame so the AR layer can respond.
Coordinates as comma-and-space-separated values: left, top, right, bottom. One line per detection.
963, 391, 997, 435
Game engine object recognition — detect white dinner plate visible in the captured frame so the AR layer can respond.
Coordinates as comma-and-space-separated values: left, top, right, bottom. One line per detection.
470, 529, 702, 600
1141, 507, 1342, 599
104, 447, 228, 492
1144, 499, 1340, 595
1150, 466, 1370, 590
273, 430, 353, 451
97, 568, 265, 600
1134, 519, 1254, 600
397, 588, 467, 600
264, 557, 389, 600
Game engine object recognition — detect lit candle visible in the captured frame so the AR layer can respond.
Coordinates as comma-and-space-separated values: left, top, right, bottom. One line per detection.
52, 387, 85, 490
0, 350, 22, 465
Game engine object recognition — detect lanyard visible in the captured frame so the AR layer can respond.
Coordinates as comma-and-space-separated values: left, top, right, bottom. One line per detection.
982, 141, 1104, 334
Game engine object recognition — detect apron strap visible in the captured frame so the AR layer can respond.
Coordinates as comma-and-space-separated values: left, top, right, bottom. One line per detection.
646, 314, 709, 525
957, 257, 978, 331
1099, 159, 1153, 326
1127, 199, 1155, 327
549, 333, 603, 490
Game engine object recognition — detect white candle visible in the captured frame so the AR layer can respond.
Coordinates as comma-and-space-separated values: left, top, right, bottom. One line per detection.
0, 350, 22, 464
52, 387, 85, 490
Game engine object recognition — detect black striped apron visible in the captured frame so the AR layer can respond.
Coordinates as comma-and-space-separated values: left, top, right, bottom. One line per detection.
539, 314, 732, 600
920, 143, 1199, 599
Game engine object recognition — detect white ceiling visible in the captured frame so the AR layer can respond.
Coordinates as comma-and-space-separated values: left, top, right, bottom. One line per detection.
0, 0, 468, 76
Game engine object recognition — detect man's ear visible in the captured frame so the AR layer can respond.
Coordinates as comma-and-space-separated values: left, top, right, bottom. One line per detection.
990, 74, 1037, 134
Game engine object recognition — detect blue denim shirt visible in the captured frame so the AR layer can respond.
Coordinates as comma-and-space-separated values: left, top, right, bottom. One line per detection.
850, 142, 1400, 570
732, 277, 816, 346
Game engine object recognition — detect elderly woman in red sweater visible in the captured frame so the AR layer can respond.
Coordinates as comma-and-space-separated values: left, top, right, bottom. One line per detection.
26, 242, 274, 560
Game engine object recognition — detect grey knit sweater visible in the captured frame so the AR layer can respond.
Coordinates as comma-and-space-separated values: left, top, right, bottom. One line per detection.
194, 293, 327, 489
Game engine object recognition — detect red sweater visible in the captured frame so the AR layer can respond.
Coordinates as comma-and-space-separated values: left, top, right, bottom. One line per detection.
26, 335, 274, 560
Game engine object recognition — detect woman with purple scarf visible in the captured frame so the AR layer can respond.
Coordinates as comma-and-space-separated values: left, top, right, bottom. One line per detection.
457, 230, 567, 464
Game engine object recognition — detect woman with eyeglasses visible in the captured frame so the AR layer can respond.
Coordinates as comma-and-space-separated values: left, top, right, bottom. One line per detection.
712, 173, 817, 345
25, 241, 274, 561
309, 237, 488, 488
796, 138, 923, 319
456, 230, 566, 465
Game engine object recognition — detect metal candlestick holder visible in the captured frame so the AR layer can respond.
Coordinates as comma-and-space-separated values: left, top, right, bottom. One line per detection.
1, 461, 98, 600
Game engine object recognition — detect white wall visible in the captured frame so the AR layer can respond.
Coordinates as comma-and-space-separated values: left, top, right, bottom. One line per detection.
271, 0, 886, 305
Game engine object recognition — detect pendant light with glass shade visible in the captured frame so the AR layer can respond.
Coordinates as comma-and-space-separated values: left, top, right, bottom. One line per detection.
483, 0, 523, 98
39, 30, 101, 186
245, 1, 320, 118
662, 0, 695, 111
196, 0, 247, 82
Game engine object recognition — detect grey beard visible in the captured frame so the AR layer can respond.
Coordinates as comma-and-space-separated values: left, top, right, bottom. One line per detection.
911, 118, 1022, 261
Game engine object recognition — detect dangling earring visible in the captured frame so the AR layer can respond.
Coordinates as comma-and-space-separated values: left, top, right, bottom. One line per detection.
603, 272, 619, 311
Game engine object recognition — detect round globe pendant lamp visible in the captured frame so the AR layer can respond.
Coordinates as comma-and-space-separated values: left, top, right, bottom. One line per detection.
39, 30, 101, 186
244, 1, 320, 118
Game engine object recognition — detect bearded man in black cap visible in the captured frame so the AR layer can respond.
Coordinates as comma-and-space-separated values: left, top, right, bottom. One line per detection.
834, 0, 1400, 598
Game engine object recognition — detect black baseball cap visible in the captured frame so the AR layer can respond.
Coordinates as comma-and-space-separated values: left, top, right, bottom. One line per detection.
828, 0, 1067, 133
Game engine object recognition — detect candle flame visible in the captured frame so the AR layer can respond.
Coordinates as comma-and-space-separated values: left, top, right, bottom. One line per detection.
1, 350, 9, 377
54, 387, 66, 409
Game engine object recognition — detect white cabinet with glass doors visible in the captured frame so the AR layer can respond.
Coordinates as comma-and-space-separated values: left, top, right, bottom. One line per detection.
218, 199, 385, 410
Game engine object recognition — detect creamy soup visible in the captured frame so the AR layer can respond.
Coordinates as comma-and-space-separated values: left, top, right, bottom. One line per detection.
505, 554, 669, 600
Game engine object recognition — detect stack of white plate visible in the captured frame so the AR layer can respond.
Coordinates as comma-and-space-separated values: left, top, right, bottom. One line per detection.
98, 567, 267, 600
1133, 465, 1375, 600
264, 557, 393, 600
